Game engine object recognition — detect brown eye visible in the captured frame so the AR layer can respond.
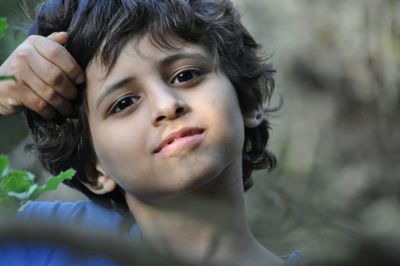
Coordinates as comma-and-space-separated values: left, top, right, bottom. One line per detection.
110, 96, 140, 114
171, 69, 203, 85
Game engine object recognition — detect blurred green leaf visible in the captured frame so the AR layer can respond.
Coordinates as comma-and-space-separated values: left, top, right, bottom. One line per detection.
0, 155, 9, 178
0, 76, 17, 82
1, 170, 37, 201
0, 17, 7, 38
7, 185, 37, 200
31, 169, 76, 199
0, 155, 76, 215
1, 170, 35, 194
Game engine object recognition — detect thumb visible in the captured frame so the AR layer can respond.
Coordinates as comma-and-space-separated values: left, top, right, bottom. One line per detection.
46, 31, 68, 45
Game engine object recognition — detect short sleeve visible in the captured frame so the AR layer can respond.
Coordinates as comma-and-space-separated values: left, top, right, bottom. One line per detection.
17, 200, 125, 231
0, 200, 127, 266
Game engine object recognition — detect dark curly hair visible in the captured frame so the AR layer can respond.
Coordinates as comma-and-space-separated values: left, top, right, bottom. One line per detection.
25, 0, 277, 210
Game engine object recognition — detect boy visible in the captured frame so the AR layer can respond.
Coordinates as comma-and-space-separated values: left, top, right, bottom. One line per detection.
0, 0, 302, 265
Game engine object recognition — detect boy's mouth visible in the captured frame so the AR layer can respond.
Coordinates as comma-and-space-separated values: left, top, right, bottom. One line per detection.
154, 127, 205, 154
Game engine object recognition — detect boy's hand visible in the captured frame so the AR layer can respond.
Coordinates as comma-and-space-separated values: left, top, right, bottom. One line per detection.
0, 32, 84, 118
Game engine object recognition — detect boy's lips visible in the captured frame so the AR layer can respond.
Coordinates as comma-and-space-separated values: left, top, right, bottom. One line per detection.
154, 127, 205, 154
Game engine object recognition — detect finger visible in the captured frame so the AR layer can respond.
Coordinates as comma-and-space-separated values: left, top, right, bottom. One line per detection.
47, 32, 68, 45
23, 64, 73, 116
27, 35, 85, 84
19, 84, 57, 119
26, 46, 78, 100
0, 80, 24, 116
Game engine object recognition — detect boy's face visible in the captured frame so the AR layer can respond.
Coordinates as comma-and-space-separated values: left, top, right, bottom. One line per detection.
85, 36, 246, 202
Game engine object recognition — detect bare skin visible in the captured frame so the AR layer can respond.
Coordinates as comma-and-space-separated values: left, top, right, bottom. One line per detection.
0, 32, 84, 118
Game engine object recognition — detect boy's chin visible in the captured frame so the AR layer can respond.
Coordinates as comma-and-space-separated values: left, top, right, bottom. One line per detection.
125, 148, 240, 204
128, 168, 224, 203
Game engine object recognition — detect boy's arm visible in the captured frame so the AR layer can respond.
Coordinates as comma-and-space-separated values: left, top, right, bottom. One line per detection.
0, 32, 84, 119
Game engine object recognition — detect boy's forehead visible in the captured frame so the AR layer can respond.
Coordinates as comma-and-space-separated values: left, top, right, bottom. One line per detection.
87, 35, 213, 81
124, 36, 212, 65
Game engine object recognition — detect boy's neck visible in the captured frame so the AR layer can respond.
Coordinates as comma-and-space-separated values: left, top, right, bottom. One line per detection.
125, 160, 283, 266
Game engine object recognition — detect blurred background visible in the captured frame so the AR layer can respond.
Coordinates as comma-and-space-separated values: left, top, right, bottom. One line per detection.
1, 0, 399, 262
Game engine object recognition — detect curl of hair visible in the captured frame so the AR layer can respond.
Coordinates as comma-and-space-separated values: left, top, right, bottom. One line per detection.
25, 0, 277, 210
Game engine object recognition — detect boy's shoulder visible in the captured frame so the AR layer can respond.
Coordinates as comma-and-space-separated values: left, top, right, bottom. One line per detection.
17, 200, 126, 231
0, 201, 129, 266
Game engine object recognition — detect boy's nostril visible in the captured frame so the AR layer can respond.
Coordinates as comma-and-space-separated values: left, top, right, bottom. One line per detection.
176, 107, 185, 115
156, 115, 166, 122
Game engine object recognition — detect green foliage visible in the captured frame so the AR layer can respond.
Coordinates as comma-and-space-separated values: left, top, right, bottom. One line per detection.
0, 155, 76, 214
0, 76, 17, 82
0, 17, 7, 38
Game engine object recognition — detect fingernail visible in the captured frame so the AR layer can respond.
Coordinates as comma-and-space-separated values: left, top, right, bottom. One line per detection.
47, 32, 63, 38
55, 32, 67, 37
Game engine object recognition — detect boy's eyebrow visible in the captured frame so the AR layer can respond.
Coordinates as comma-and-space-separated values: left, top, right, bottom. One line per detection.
95, 52, 210, 111
158, 52, 210, 69
95, 77, 135, 111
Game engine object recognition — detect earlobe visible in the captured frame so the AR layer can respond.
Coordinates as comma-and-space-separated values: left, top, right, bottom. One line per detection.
244, 108, 264, 128
83, 163, 117, 195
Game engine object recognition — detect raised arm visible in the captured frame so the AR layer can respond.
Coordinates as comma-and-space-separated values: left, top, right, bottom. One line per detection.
0, 32, 84, 118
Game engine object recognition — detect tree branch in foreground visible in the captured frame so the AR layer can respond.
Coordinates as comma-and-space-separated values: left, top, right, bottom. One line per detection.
0, 220, 193, 266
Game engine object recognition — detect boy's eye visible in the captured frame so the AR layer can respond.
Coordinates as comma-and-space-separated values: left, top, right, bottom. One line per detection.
170, 69, 203, 85
110, 96, 140, 115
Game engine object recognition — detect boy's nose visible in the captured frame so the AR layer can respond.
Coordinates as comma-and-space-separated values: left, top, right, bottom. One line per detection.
150, 84, 189, 126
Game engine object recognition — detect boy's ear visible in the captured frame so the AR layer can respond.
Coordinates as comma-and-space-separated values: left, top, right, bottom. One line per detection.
83, 163, 117, 195
243, 106, 264, 128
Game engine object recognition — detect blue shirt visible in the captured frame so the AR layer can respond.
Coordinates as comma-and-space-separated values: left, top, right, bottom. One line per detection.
0, 200, 302, 265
